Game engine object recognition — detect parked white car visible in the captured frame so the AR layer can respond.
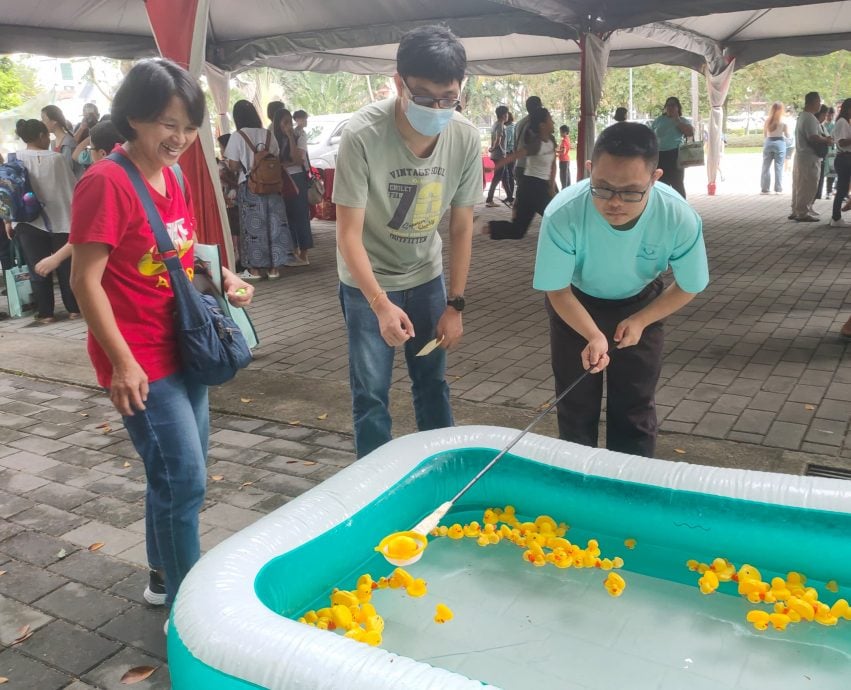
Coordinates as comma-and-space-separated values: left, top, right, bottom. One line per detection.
305, 113, 351, 171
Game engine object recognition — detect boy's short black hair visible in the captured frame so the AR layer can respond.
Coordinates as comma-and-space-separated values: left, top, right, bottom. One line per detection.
526, 96, 542, 113
89, 121, 125, 153
592, 122, 659, 169
232, 100, 263, 130
495, 105, 508, 119
396, 25, 466, 86
614, 107, 628, 122
804, 91, 820, 107
292, 110, 307, 120
559, 125, 569, 134
111, 59, 205, 142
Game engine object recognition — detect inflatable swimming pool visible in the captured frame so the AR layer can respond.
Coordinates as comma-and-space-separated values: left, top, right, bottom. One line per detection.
168, 426, 851, 689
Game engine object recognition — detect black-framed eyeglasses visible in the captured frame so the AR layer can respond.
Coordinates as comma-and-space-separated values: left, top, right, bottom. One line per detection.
402, 79, 460, 110
589, 180, 653, 203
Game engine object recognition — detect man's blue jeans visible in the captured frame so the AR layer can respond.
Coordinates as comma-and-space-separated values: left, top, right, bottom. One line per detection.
340, 275, 453, 458
122, 372, 208, 605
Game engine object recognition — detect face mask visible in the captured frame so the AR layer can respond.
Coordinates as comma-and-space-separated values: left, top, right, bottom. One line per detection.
78, 149, 93, 166
403, 99, 454, 137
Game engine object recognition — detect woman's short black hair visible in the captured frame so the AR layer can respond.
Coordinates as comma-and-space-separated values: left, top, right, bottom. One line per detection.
266, 100, 285, 121
592, 122, 659, 169
111, 58, 205, 141
397, 25, 466, 86
90, 121, 125, 153
233, 100, 263, 130
16, 119, 48, 144
664, 97, 683, 117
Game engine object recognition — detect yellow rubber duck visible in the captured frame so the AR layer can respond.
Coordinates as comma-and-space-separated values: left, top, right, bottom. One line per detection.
406, 578, 428, 598
830, 598, 850, 620
463, 521, 482, 538
434, 603, 454, 624
710, 558, 736, 582
604, 572, 626, 597
698, 570, 720, 595
768, 613, 791, 631
447, 523, 465, 540
746, 610, 770, 631
826, 579, 839, 593
787, 596, 815, 622
624, 538, 637, 550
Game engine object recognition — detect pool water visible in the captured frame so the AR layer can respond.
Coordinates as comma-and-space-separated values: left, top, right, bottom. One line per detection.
373, 537, 851, 690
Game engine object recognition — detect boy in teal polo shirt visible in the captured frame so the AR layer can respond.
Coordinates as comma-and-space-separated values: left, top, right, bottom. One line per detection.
534, 122, 709, 457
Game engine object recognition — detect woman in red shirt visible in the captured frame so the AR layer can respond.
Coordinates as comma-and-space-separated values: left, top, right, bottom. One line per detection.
70, 59, 254, 612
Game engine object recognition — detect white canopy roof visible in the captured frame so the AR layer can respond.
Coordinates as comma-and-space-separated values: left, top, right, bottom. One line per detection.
0, 0, 849, 74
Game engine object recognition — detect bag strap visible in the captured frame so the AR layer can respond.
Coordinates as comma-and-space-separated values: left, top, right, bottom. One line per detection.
237, 129, 258, 155
263, 129, 271, 152
107, 152, 183, 275
171, 164, 186, 201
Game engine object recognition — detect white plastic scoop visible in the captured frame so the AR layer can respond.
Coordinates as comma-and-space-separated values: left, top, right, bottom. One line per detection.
377, 363, 599, 566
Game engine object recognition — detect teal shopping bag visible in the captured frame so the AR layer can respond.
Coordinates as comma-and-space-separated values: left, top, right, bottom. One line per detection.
5, 264, 35, 318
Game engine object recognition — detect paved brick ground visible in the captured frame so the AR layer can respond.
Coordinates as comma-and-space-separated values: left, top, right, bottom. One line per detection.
4, 154, 848, 457
0, 372, 354, 688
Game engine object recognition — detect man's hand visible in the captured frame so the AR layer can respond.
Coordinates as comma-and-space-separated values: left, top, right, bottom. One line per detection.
436, 307, 463, 350
582, 332, 610, 373
110, 359, 149, 416
375, 298, 415, 347
613, 314, 646, 349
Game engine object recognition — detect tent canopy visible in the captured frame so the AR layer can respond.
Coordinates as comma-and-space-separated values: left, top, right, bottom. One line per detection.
1, 1, 849, 75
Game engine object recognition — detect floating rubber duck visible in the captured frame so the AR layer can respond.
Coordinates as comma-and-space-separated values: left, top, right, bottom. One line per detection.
710, 558, 736, 582
331, 604, 354, 630
550, 548, 573, 569
826, 579, 839, 593
463, 521, 481, 538
769, 613, 791, 631
624, 538, 637, 550
375, 530, 428, 566
331, 590, 359, 608
830, 598, 850, 620
698, 570, 719, 595
483, 509, 500, 525
447, 523, 465, 540
686, 559, 700, 572
535, 515, 558, 534
434, 603, 454, 624
406, 578, 428, 598
604, 572, 626, 597
787, 596, 815, 622
746, 610, 770, 631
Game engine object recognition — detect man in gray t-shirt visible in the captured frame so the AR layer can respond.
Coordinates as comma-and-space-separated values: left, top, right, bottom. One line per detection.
333, 25, 481, 457
791, 91, 833, 221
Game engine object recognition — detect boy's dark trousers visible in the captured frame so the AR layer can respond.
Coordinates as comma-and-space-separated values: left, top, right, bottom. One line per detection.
546, 277, 664, 457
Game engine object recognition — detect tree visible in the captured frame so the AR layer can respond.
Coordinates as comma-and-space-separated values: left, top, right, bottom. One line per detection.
0, 57, 37, 111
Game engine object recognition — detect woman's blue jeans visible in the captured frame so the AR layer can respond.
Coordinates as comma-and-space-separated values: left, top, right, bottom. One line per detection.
339, 275, 453, 458
122, 372, 208, 605
761, 139, 786, 192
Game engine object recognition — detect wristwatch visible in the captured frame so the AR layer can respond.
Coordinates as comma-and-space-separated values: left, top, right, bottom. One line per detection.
447, 295, 466, 312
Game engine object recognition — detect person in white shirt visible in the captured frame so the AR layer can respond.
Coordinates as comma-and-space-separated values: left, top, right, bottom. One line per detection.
790, 92, 833, 222
224, 100, 300, 279
829, 98, 851, 228
4, 119, 79, 323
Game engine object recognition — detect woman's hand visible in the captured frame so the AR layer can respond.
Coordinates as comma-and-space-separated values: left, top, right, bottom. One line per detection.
34, 254, 60, 277
110, 359, 149, 416
223, 268, 254, 307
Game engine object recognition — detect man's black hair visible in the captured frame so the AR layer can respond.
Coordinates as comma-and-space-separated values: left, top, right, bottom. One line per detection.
525, 96, 542, 113
559, 125, 569, 135
89, 121, 125, 153
292, 110, 308, 121
495, 105, 508, 119
266, 101, 285, 120
804, 91, 820, 107
397, 25, 466, 85
232, 100, 263, 130
111, 59, 205, 142
614, 107, 628, 122
592, 122, 659, 169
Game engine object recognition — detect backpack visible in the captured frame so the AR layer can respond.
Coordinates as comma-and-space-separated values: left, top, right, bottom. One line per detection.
238, 130, 283, 195
0, 153, 41, 223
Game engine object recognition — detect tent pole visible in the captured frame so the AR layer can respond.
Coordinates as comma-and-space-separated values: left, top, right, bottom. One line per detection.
577, 33, 587, 181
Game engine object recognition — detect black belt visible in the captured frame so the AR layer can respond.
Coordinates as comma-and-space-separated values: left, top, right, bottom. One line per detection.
767, 137, 784, 141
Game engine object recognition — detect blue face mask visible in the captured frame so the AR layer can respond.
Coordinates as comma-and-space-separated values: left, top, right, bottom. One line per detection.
403, 99, 455, 137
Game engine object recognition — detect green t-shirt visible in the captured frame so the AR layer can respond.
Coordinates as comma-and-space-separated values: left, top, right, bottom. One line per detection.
332, 98, 482, 290
652, 114, 692, 152
533, 179, 709, 300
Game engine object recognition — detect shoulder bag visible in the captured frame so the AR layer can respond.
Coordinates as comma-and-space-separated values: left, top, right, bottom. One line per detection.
107, 152, 252, 386
677, 137, 705, 168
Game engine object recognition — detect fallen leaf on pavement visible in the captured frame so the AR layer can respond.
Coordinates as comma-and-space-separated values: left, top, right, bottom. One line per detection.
88, 542, 105, 552
123, 461, 131, 468
0, 570, 6, 576
56, 549, 67, 559
288, 420, 301, 425
317, 413, 328, 420
79, 412, 89, 417
211, 475, 224, 482
12, 625, 32, 645
0, 676, 9, 683
239, 481, 254, 490
240, 397, 253, 403
286, 460, 297, 464
302, 461, 317, 466
804, 404, 816, 410
120, 666, 158, 684
674, 448, 687, 455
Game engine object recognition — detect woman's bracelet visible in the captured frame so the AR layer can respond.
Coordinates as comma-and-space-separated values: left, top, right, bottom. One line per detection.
368, 290, 386, 310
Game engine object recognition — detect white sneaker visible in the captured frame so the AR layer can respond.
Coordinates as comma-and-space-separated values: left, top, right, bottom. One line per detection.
236, 270, 262, 281
829, 217, 850, 227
